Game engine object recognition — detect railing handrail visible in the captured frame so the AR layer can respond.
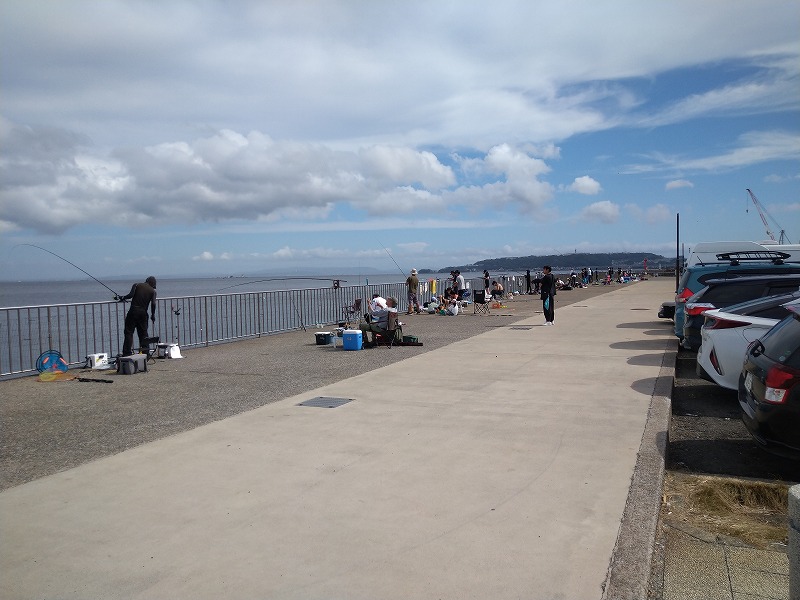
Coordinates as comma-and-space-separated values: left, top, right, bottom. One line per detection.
0, 280, 445, 380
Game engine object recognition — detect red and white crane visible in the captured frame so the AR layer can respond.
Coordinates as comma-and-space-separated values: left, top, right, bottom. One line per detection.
746, 188, 792, 244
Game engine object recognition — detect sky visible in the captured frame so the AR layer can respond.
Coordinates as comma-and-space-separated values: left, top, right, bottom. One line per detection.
1, 0, 799, 281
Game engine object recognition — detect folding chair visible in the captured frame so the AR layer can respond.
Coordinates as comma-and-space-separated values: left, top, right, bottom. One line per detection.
374, 311, 403, 348
473, 290, 490, 315
342, 298, 363, 328
138, 336, 160, 362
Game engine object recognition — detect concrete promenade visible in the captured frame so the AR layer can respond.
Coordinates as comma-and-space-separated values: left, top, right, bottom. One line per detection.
1, 280, 675, 599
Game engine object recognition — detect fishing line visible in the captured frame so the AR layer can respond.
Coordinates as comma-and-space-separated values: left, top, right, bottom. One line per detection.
378, 242, 408, 278
217, 277, 346, 292
288, 294, 306, 332
15, 243, 122, 298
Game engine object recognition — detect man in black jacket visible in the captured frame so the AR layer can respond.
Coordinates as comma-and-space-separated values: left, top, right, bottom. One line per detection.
118, 276, 157, 355
539, 266, 556, 326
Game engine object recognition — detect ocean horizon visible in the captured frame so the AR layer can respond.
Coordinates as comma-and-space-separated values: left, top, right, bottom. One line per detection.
0, 271, 509, 309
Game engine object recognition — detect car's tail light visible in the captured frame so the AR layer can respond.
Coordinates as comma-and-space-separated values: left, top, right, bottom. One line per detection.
763, 364, 800, 404
685, 302, 716, 316
676, 287, 694, 304
703, 315, 749, 330
709, 348, 723, 375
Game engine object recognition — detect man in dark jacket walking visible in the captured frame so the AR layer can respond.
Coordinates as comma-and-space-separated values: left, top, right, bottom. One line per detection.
118, 276, 157, 355
539, 266, 556, 325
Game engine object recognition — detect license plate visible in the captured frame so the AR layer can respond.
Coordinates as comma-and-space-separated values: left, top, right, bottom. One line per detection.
744, 371, 753, 393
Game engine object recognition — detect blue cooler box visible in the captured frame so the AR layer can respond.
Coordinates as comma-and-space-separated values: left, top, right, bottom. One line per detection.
342, 329, 362, 351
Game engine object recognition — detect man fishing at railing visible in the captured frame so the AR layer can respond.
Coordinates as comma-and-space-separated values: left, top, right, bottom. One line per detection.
116, 276, 158, 356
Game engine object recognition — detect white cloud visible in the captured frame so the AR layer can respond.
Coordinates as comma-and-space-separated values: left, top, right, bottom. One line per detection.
625, 130, 800, 175
567, 176, 602, 195
634, 60, 800, 129
765, 173, 800, 183
646, 203, 673, 223
363, 187, 443, 216
395, 241, 430, 253
777, 202, 800, 212
626, 203, 673, 224
271, 246, 383, 261
193, 251, 215, 261
665, 179, 694, 190
1, 1, 798, 279
359, 146, 455, 189
579, 201, 620, 223
0, 125, 562, 234
484, 144, 550, 179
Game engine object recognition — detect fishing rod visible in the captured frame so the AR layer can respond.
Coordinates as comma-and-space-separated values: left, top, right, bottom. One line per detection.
15, 243, 122, 298
217, 277, 346, 292
378, 242, 408, 278
288, 294, 306, 332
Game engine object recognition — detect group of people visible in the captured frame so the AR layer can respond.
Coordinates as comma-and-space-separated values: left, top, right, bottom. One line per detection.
523, 269, 546, 295
118, 266, 559, 356
425, 289, 462, 315
408, 269, 466, 316
414, 266, 556, 325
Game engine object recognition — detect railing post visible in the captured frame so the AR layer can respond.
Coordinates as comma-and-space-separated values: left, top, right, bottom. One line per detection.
204, 296, 210, 347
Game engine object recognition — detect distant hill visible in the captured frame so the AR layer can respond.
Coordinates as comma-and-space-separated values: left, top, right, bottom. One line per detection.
439, 252, 672, 273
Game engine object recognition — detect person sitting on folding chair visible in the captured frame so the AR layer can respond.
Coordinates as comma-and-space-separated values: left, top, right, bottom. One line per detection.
490, 280, 504, 300
360, 297, 398, 348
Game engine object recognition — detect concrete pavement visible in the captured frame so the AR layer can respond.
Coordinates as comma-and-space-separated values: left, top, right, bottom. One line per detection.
2, 280, 675, 599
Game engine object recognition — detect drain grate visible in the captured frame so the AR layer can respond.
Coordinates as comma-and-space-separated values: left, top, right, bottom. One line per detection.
298, 396, 353, 408
510, 326, 532, 330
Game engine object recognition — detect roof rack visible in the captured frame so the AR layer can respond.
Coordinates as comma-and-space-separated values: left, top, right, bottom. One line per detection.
715, 250, 791, 265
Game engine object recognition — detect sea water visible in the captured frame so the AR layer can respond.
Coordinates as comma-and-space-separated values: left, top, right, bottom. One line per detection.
0, 271, 503, 308
0, 270, 519, 376
0, 275, 403, 308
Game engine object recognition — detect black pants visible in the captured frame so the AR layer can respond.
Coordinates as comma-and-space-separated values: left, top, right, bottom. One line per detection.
543, 294, 555, 323
123, 308, 149, 356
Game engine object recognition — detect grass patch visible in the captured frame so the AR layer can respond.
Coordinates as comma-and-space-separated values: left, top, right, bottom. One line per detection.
663, 472, 789, 548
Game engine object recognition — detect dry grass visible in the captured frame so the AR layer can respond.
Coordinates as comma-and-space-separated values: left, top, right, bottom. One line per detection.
663, 471, 789, 548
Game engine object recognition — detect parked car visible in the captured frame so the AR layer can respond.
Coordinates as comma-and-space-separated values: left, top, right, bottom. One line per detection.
658, 301, 675, 320
684, 241, 800, 268
682, 274, 800, 349
696, 291, 800, 390
674, 250, 800, 342
738, 299, 800, 459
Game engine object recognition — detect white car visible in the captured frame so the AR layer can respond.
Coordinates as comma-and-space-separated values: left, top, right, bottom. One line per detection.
696, 292, 800, 391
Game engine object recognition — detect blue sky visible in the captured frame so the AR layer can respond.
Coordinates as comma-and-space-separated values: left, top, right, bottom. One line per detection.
1, 0, 798, 280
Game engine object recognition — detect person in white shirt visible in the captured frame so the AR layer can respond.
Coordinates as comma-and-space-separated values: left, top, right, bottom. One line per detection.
369, 293, 387, 312
361, 297, 398, 346
455, 270, 466, 300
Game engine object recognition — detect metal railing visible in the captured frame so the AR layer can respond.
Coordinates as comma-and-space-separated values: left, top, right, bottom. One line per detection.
0, 280, 445, 380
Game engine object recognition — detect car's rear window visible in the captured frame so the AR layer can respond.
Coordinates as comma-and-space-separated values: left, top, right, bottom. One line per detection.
762, 316, 800, 368
693, 266, 800, 289
701, 282, 800, 306
703, 284, 764, 305
751, 305, 792, 320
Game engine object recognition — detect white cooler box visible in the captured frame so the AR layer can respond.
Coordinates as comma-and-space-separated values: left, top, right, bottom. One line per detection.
157, 343, 183, 359
86, 353, 110, 369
